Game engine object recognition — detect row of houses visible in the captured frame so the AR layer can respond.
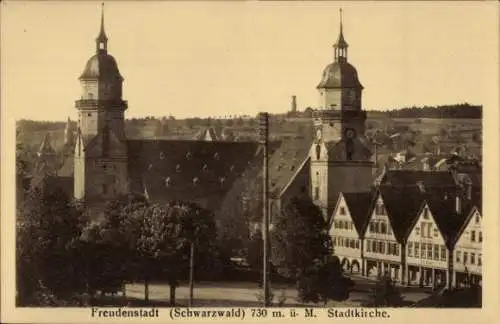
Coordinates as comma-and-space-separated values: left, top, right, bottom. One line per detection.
330, 182, 482, 289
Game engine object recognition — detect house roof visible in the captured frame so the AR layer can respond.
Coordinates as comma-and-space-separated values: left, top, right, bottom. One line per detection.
379, 170, 457, 188
342, 191, 376, 236
379, 186, 426, 242
426, 197, 465, 248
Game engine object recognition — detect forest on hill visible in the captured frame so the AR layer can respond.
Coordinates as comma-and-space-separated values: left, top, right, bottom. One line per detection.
385, 103, 481, 119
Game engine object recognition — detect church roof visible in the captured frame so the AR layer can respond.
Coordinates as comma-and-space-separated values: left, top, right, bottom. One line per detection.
268, 138, 312, 198
317, 61, 363, 89
79, 53, 123, 80
127, 140, 262, 211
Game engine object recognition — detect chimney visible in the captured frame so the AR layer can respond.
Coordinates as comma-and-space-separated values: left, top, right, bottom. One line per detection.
455, 195, 462, 214
291, 95, 297, 113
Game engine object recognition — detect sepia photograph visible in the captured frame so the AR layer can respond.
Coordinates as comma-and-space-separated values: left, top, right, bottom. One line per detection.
2, 1, 499, 322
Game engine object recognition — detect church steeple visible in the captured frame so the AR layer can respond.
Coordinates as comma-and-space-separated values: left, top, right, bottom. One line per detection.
96, 3, 108, 54
334, 9, 348, 62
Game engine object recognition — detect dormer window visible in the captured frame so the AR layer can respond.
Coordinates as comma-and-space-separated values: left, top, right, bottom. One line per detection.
202, 164, 208, 172
176, 164, 181, 172
193, 177, 199, 186
186, 152, 192, 160
165, 177, 171, 187
220, 177, 225, 186
214, 152, 220, 160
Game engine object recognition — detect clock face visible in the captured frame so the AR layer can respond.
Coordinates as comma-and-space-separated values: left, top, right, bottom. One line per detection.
345, 128, 356, 139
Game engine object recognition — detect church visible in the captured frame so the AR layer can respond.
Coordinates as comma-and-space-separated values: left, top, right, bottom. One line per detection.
35, 8, 376, 220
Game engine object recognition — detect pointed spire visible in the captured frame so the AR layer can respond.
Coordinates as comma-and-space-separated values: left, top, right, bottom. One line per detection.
38, 133, 56, 157
96, 2, 108, 53
334, 8, 348, 62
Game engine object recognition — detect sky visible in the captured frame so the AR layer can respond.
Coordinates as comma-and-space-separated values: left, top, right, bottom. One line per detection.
1, 1, 498, 121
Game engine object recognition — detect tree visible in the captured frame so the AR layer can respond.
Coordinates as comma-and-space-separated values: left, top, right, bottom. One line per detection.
16, 187, 88, 305
364, 274, 405, 307
136, 201, 218, 306
271, 196, 332, 279
270, 196, 351, 304
296, 256, 354, 305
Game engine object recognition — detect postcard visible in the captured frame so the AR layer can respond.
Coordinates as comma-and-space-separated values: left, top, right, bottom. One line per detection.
1, 1, 499, 323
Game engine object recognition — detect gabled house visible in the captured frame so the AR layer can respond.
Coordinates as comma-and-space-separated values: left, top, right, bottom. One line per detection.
405, 199, 453, 288
330, 192, 373, 274
452, 200, 482, 287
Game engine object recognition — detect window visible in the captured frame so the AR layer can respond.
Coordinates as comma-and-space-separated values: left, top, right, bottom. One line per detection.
380, 241, 385, 254
478, 254, 482, 266
420, 222, 425, 238
367, 240, 371, 252
415, 243, 419, 257
332, 237, 337, 246
479, 231, 482, 243
395, 244, 400, 256
463, 252, 468, 264
456, 251, 461, 263
434, 244, 439, 260
408, 242, 413, 257
381, 205, 386, 215
355, 240, 360, 249
440, 245, 446, 261
428, 223, 433, 238
372, 240, 376, 252
381, 223, 387, 234
421, 244, 426, 258
314, 187, 319, 200
416, 227, 420, 236
433, 228, 439, 237
471, 230, 476, 242
339, 207, 346, 215
369, 222, 374, 233
87, 113, 92, 117
388, 225, 392, 235
427, 243, 433, 259
423, 208, 429, 219
375, 222, 380, 233
350, 222, 354, 230
387, 242, 392, 255
475, 214, 480, 224
471, 253, 475, 265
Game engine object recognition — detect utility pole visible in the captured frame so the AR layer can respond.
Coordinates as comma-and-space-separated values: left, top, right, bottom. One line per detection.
188, 241, 195, 306
259, 112, 270, 307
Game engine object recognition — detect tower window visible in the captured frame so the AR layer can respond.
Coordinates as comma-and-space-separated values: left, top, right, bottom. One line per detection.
315, 144, 321, 160
314, 187, 319, 200
99, 42, 105, 50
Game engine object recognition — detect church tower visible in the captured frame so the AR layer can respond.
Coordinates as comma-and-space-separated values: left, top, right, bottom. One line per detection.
310, 9, 374, 218
74, 4, 128, 207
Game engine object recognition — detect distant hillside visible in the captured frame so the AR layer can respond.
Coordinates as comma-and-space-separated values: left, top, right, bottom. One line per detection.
385, 103, 481, 119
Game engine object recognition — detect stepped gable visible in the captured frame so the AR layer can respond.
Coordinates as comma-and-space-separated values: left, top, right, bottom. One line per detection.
379, 186, 426, 243
268, 138, 312, 198
342, 190, 376, 236
127, 140, 261, 211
